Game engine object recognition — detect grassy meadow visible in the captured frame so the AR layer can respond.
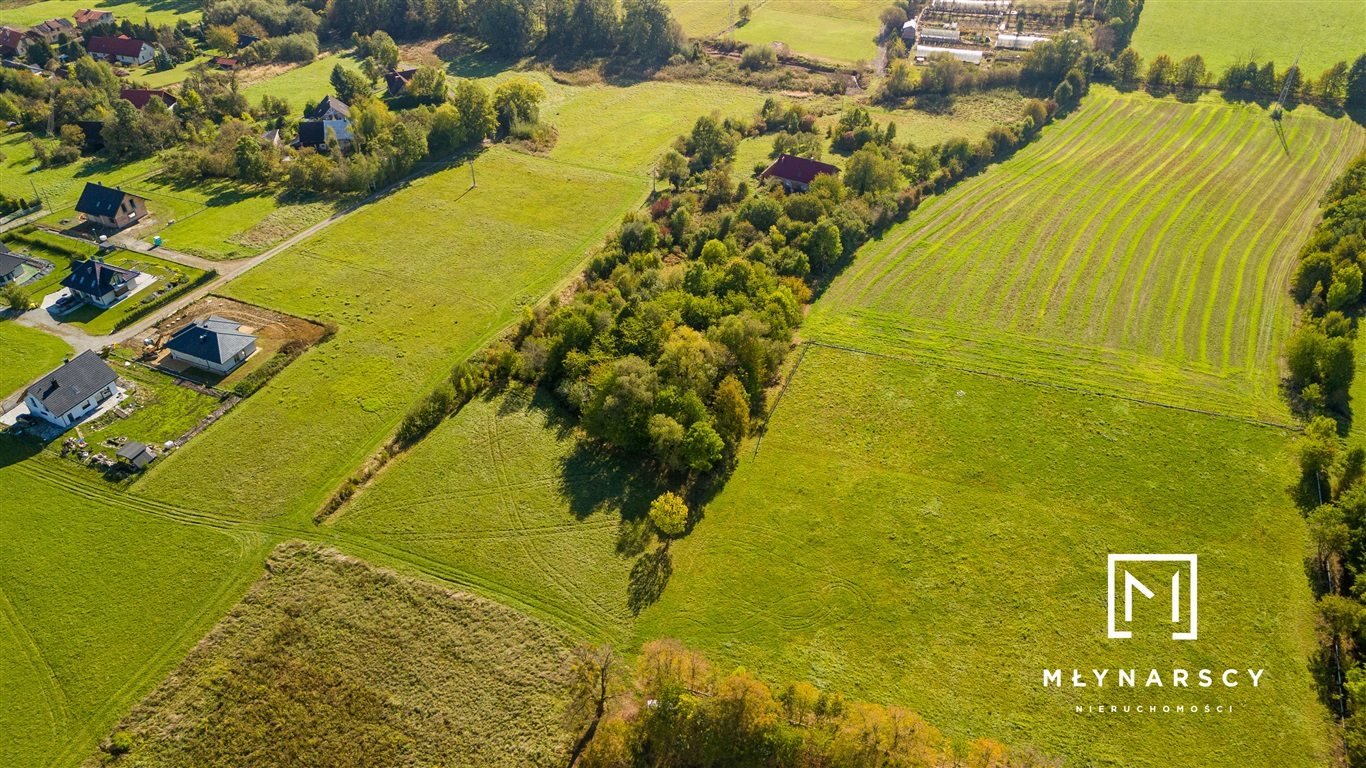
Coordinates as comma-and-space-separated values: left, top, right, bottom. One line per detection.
634, 345, 1332, 767
669, 0, 885, 63
0, 442, 266, 768
807, 87, 1365, 420
0, 322, 70, 399
0, 0, 199, 27
91, 543, 574, 768
1132, 0, 1366, 76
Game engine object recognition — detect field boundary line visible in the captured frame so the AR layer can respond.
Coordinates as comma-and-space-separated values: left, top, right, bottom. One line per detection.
749, 341, 1300, 457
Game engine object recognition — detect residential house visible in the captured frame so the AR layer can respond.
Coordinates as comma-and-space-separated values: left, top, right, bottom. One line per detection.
165, 316, 257, 375
119, 87, 176, 111
29, 18, 77, 45
212, 55, 237, 70
758, 154, 840, 192
0, 245, 26, 285
74, 182, 147, 229
23, 350, 120, 428
295, 96, 353, 150
0, 26, 32, 58
73, 9, 116, 30
384, 68, 418, 96
61, 256, 139, 307
87, 35, 153, 65
116, 440, 156, 469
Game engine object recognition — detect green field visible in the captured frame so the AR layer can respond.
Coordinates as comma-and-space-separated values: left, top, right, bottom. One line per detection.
95, 543, 574, 767
1132, 0, 1366, 76
807, 87, 1365, 420
670, 0, 885, 63
0, 322, 70, 398
241, 54, 364, 113
634, 344, 1332, 766
0, 0, 198, 27
0, 443, 265, 768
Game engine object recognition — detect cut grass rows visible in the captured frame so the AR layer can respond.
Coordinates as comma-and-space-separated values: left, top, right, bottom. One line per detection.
808, 88, 1366, 419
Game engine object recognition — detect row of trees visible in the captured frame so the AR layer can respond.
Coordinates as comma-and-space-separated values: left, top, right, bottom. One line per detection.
1288, 153, 1366, 764
1111, 48, 1366, 108
565, 640, 1058, 767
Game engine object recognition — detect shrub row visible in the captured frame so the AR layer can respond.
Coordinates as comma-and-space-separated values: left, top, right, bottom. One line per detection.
112, 269, 217, 331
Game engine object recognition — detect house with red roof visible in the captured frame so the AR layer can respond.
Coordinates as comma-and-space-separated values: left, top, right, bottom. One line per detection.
73, 9, 115, 30
758, 154, 841, 192
87, 35, 153, 65
119, 88, 176, 111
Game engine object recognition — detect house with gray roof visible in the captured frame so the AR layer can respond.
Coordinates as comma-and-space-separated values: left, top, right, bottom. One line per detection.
24, 351, 120, 428
75, 182, 147, 229
61, 257, 139, 308
0, 245, 26, 285
116, 440, 155, 469
165, 316, 257, 374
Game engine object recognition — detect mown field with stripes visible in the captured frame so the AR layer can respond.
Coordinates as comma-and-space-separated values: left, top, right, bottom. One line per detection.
807, 88, 1366, 420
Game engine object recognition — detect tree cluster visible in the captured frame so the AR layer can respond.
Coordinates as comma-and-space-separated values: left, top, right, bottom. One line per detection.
568, 640, 1059, 768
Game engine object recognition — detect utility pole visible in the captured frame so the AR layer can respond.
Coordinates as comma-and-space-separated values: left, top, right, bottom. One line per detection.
469, 157, 476, 188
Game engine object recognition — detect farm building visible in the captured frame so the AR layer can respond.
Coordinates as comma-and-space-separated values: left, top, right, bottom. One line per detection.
165, 316, 258, 374
116, 440, 156, 469
61, 257, 139, 308
119, 88, 176, 110
915, 45, 984, 65
73, 9, 115, 29
23, 351, 120, 428
29, 18, 77, 44
995, 33, 1049, 50
75, 182, 147, 229
917, 25, 961, 43
759, 154, 840, 192
0, 246, 25, 284
212, 56, 237, 70
87, 35, 154, 65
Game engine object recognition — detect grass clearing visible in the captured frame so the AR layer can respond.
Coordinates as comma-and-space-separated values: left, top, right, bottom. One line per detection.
634, 344, 1332, 767
88, 543, 574, 768
670, 0, 885, 63
0, 0, 199, 27
0, 322, 70, 399
0, 442, 264, 768
240, 54, 363, 113
807, 87, 1365, 420
333, 385, 659, 641
1132, 0, 1366, 76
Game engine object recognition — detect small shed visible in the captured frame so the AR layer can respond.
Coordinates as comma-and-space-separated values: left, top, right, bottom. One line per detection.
116, 440, 155, 469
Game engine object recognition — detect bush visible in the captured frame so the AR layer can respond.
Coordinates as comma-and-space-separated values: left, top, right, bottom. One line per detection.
739, 44, 777, 71
394, 382, 456, 447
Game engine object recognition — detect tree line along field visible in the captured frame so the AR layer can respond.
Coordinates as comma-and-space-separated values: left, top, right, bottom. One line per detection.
806, 87, 1366, 421
1131, 0, 1366, 77
633, 345, 1332, 767
133, 79, 765, 525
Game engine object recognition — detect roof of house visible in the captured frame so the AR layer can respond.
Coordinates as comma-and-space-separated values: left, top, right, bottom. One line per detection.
26, 350, 117, 417
384, 68, 417, 94
213, 56, 237, 67
119, 87, 175, 109
760, 154, 840, 186
115, 440, 154, 467
87, 35, 150, 58
0, 246, 24, 277
0, 26, 28, 51
75, 182, 144, 218
33, 18, 75, 35
61, 258, 137, 295
166, 315, 256, 364
74, 9, 114, 24
306, 95, 350, 119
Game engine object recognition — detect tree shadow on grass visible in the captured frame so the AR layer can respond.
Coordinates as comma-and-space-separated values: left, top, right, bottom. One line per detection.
0, 434, 43, 471
628, 544, 672, 615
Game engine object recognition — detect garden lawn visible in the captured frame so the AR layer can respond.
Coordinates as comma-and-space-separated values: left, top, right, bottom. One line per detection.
331, 385, 659, 642
0, 132, 157, 214
241, 54, 364, 114
82, 358, 221, 448
87, 543, 575, 767
807, 87, 1365, 420
135, 148, 644, 523
1, 228, 96, 301
635, 345, 1333, 767
0, 441, 265, 768
0, 322, 69, 399
0, 0, 199, 27
53, 251, 207, 336
1132, 0, 1366, 77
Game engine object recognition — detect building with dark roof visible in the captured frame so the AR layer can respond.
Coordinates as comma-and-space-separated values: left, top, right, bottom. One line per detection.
165, 316, 257, 374
0, 245, 26, 285
384, 68, 418, 96
75, 182, 147, 229
119, 88, 176, 110
87, 35, 153, 65
0, 26, 31, 58
30, 18, 77, 45
116, 440, 155, 469
24, 350, 120, 427
306, 95, 350, 120
758, 154, 841, 192
62, 257, 139, 308
212, 55, 237, 70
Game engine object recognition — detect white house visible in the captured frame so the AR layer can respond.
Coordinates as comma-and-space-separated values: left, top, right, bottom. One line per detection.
61, 256, 139, 308
165, 316, 257, 374
24, 351, 120, 428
